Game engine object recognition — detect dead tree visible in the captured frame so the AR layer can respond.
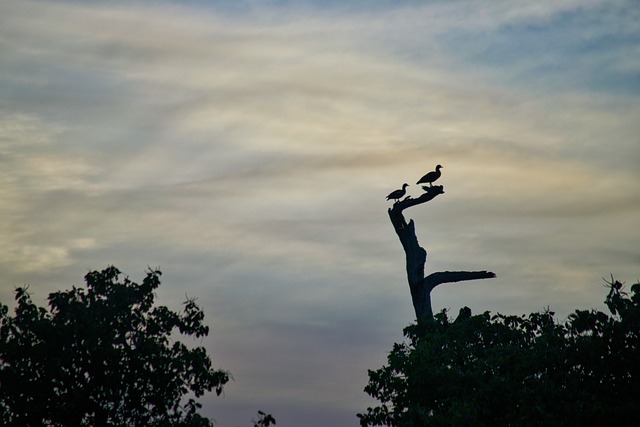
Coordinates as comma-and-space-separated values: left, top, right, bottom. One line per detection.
388, 185, 495, 322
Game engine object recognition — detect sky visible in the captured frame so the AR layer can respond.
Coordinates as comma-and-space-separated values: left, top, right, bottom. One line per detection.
1, 0, 639, 425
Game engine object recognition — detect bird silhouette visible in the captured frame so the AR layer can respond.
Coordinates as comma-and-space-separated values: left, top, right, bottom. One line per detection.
416, 165, 443, 187
386, 183, 409, 203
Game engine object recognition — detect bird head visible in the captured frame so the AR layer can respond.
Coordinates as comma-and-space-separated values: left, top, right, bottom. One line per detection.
436, 164, 443, 170
402, 183, 409, 188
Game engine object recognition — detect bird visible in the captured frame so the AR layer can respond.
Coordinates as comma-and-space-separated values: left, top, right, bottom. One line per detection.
386, 183, 409, 203
416, 165, 443, 187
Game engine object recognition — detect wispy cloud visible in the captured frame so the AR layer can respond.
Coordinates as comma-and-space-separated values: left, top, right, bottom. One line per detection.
1, 0, 638, 425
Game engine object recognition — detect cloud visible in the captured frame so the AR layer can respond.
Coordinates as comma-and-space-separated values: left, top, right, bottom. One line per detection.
1, 0, 639, 425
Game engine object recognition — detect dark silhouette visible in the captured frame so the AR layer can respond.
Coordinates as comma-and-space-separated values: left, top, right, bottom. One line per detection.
387, 166, 495, 321
386, 183, 409, 203
253, 411, 277, 427
359, 277, 640, 426
0, 267, 229, 427
416, 164, 443, 187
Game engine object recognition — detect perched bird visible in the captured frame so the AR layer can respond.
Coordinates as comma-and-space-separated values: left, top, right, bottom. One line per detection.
416, 165, 443, 187
386, 183, 409, 202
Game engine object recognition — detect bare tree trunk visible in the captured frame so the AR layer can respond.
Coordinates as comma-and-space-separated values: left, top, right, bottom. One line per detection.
388, 185, 495, 322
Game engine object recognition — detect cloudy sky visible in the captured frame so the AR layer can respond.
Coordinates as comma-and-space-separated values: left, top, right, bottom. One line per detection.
1, 0, 639, 425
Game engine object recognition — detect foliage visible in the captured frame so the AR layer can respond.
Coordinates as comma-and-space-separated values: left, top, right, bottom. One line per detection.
358, 277, 640, 426
252, 410, 277, 427
0, 266, 229, 427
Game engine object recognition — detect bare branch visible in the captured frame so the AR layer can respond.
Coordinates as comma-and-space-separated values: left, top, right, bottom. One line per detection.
390, 185, 444, 214
424, 271, 497, 292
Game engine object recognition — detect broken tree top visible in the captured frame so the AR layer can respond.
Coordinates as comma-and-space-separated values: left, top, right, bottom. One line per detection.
385, 164, 495, 322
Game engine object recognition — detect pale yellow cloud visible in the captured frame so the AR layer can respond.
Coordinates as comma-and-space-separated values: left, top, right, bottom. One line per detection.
0, 245, 71, 273
1, 0, 636, 277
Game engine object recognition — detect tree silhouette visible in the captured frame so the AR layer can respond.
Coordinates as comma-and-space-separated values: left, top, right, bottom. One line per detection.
358, 277, 640, 426
388, 183, 495, 322
0, 266, 229, 427
252, 410, 277, 427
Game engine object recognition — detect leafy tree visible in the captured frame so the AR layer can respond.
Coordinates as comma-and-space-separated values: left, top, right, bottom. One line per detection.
252, 410, 276, 427
0, 266, 229, 427
358, 277, 640, 426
